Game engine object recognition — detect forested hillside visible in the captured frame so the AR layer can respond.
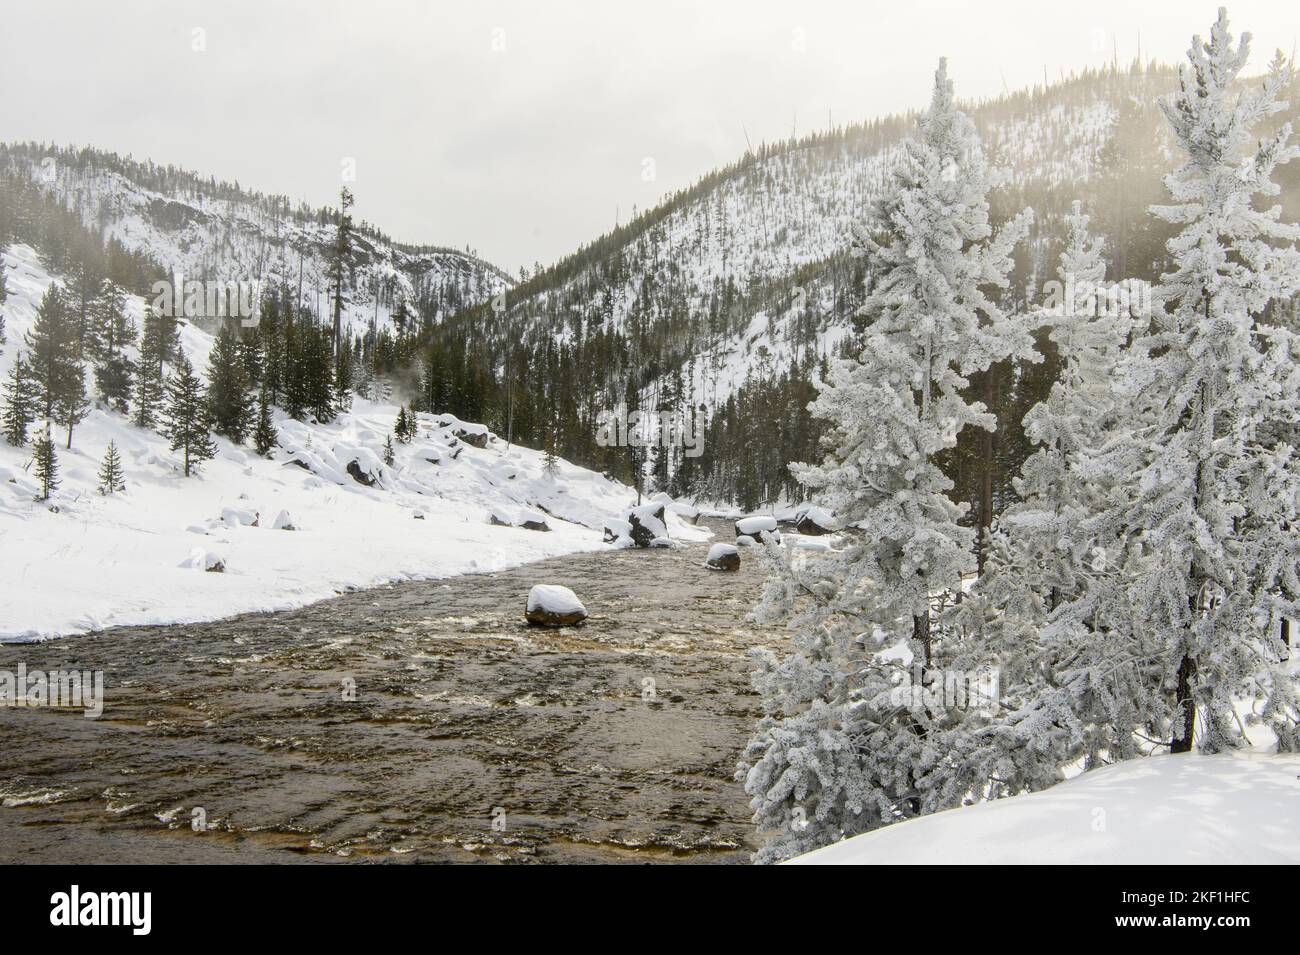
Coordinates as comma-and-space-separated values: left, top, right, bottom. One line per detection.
421, 59, 1300, 533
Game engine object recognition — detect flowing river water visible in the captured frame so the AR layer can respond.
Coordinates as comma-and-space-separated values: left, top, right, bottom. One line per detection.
0, 519, 773, 864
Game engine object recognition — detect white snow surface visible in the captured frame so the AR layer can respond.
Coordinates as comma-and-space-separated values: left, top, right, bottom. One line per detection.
0, 244, 660, 641
788, 752, 1300, 865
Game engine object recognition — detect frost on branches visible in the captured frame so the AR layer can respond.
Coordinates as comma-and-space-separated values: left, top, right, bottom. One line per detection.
737, 59, 1043, 863
1079, 9, 1300, 755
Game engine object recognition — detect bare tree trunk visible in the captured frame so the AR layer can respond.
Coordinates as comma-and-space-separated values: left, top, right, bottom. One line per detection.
1171, 651, 1197, 753
913, 612, 931, 668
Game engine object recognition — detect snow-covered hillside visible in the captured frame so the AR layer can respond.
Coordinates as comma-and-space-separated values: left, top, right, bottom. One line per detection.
0, 144, 511, 337
485, 72, 1150, 414
788, 752, 1300, 865
0, 244, 704, 641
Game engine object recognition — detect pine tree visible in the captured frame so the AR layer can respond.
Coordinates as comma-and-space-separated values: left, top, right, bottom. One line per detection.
737, 59, 1038, 863
2, 355, 36, 446
253, 386, 277, 457
97, 439, 125, 494
91, 279, 136, 412
383, 433, 395, 466
133, 363, 163, 430
330, 187, 356, 355
32, 423, 59, 501
394, 405, 414, 443
24, 285, 77, 420
163, 355, 216, 477
55, 359, 89, 449
206, 324, 252, 443
1046, 11, 1300, 755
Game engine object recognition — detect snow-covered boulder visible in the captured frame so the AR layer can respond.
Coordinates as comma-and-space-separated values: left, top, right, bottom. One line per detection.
220, 507, 258, 528
602, 504, 667, 547
794, 506, 835, 536
628, 504, 668, 547
489, 506, 516, 527
603, 518, 633, 546
704, 543, 740, 571
735, 515, 780, 543
453, 423, 489, 449
524, 585, 588, 627
345, 449, 384, 487
735, 534, 756, 547
271, 509, 296, 531
651, 491, 700, 524
179, 548, 226, 573
517, 508, 550, 532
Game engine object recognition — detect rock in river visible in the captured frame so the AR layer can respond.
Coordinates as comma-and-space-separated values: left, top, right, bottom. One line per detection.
525, 584, 588, 627
704, 543, 740, 571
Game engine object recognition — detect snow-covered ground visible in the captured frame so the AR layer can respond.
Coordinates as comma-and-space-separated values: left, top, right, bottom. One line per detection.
789, 751, 1300, 865
0, 244, 706, 640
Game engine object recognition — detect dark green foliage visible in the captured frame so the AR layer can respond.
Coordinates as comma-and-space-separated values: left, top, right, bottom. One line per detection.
2, 355, 36, 446
163, 355, 216, 477
32, 424, 59, 500
253, 387, 277, 457
206, 325, 252, 443
97, 439, 125, 494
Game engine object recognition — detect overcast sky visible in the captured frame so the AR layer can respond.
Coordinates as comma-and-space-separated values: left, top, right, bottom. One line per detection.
2, 1, 1298, 273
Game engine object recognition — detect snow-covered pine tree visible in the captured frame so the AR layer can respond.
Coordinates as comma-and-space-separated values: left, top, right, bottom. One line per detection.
383, 433, 395, 467
163, 354, 216, 477
207, 324, 252, 443
737, 58, 1037, 863
2, 355, 36, 446
1050, 10, 1300, 755
253, 386, 277, 457
97, 439, 125, 495
954, 202, 1146, 770
32, 422, 59, 501
394, 405, 413, 443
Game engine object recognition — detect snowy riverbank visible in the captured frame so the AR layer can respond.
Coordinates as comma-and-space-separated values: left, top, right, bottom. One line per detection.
0, 244, 708, 640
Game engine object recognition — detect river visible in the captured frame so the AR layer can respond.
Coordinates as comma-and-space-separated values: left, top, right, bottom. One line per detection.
0, 519, 772, 864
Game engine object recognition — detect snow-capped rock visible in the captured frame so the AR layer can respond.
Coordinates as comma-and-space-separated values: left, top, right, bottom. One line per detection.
524, 584, 588, 627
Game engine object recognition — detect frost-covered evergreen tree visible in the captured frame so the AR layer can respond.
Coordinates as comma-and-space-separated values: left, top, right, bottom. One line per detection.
1047, 10, 1300, 756
967, 208, 1132, 654
163, 355, 216, 477
738, 59, 1039, 863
